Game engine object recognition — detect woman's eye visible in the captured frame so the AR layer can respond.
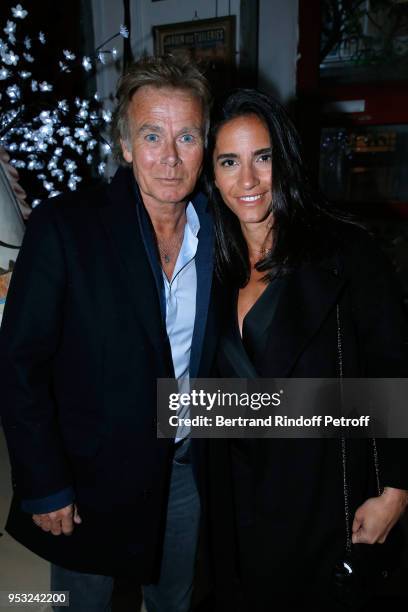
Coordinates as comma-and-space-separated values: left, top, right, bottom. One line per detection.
145, 134, 159, 143
220, 159, 237, 168
258, 154, 272, 163
180, 134, 194, 143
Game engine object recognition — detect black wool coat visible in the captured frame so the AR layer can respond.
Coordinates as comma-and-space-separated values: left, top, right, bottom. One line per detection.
209, 226, 408, 611
0, 167, 221, 580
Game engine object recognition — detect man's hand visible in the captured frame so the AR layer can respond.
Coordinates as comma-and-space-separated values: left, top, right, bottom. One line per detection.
32, 504, 82, 536
352, 487, 408, 545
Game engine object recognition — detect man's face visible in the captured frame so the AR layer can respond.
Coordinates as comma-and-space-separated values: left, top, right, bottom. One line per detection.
121, 85, 205, 211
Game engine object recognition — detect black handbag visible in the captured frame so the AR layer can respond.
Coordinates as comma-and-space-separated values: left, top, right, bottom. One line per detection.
332, 304, 393, 610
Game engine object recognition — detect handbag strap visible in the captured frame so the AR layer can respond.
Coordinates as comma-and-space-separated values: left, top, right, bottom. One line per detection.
336, 304, 382, 554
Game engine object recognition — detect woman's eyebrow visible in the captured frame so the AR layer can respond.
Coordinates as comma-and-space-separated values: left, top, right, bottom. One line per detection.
254, 147, 272, 156
216, 152, 239, 161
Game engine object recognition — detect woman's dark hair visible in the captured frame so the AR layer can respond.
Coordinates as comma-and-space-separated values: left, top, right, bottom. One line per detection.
205, 88, 346, 287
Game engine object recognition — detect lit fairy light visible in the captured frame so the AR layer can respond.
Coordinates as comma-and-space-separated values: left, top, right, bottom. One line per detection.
68, 175, 82, 191
82, 56, 92, 71
3, 50, 19, 65
12, 159, 26, 168
6, 84, 21, 101
4, 21, 16, 37
12, 5, 28, 19
98, 162, 106, 175
43, 180, 54, 192
63, 50, 76, 61
32, 199, 41, 208
59, 61, 70, 73
39, 81, 53, 92
0, 3, 120, 203
74, 127, 89, 142
120, 24, 129, 38
77, 108, 88, 120
39, 111, 52, 123
64, 159, 77, 173
58, 100, 69, 113
98, 51, 107, 64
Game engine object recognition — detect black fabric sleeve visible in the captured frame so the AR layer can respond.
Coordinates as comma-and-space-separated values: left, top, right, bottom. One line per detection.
346, 227, 408, 490
0, 202, 73, 500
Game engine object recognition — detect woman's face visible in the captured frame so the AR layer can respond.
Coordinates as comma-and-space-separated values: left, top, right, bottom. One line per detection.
213, 114, 273, 225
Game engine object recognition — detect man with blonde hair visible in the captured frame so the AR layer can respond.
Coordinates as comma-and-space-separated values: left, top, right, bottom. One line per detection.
1, 54, 217, 612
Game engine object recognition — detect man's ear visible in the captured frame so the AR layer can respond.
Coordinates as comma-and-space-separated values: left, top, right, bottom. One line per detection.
120, 139, 132, 164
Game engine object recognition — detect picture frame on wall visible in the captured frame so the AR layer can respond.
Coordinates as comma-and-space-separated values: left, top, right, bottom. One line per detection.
153, 16, 236, 94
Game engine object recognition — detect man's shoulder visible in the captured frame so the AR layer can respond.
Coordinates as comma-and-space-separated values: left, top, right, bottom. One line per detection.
30, 166, 134, 223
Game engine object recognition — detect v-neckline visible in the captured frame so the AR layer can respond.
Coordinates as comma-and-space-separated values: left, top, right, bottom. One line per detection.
236, 281, 275, 340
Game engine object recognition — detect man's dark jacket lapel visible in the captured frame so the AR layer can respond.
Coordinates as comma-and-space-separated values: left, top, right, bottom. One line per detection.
98, 168, 172, 371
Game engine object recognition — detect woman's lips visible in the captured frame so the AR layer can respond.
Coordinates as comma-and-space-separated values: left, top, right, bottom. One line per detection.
236, 193, 266, 203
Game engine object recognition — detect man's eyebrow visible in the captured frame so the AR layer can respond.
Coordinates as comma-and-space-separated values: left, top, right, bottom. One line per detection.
177, 126, 203, 134
138, 124, 163, 134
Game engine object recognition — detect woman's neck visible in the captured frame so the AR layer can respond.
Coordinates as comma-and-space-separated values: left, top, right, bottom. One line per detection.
240, 213, 274, 262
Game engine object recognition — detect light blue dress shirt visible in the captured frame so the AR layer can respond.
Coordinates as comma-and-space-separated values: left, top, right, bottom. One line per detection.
162, 202, 199, 441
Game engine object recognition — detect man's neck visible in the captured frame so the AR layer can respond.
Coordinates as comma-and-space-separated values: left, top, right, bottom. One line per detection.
144, 199, 188, 238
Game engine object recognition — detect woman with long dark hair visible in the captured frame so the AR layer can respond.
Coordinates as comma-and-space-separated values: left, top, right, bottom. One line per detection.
206, 89, 408, 611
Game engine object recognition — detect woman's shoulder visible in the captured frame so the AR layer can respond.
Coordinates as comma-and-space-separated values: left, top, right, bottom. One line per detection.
324, 220, 404, 305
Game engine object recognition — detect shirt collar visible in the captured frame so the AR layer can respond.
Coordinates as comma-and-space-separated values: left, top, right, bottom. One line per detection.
186, 201, 200, 238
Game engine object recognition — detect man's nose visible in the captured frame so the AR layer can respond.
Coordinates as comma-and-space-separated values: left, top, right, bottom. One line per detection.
160, 140, 181, 166
239, 164, 259, 190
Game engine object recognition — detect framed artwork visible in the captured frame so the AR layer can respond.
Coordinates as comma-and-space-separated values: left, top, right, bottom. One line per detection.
153, 16, 236, 93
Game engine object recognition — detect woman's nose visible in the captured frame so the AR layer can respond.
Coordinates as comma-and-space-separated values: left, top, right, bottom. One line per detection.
239, 164, 259, 190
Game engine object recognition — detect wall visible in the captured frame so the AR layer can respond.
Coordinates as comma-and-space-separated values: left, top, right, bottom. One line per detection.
131, 0, 240, 58
258, 0, 298, 103
91, 0, 240, 108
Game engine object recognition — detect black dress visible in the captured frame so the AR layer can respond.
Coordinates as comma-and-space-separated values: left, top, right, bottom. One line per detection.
209, 246, 407, 612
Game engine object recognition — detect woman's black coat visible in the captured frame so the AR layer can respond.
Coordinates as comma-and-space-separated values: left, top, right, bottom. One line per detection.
210, 226, 408, 610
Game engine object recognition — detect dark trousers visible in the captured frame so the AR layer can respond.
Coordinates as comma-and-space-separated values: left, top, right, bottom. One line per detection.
51, 440, 200, 612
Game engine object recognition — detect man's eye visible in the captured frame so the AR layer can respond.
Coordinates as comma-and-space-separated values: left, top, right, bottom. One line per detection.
180, 134, 194, 143
220, 159, 237, 168
145, 134, 159, 143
